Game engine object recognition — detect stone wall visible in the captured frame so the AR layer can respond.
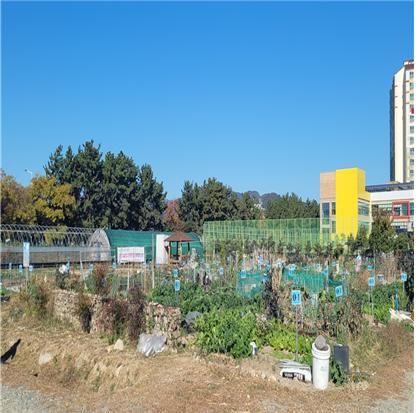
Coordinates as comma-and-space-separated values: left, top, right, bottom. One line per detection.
52, 290, 182, 343
145, 302, 182, 345
53, 289, 104, 333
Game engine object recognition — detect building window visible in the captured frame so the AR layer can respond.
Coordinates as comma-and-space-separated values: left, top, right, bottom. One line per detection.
358, 201, 370, 216
322, 202, 330, 218
410, 71, 414, 79
411, 105, 415, 114
331, 202, 336, 215
411, 159, 414, 166
411, 93, 415, 101
410, 126, 414, 134
411, 202, 414, 216
410, 148, 414, 155
411, 137, 414, 145
410, 169, 414, 177
331, 221, 336, 234
411, 82, 415, 90
411, 115, 415, 123
393, 203, 409, 217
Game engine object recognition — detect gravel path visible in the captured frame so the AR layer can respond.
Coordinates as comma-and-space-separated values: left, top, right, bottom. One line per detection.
367, 371, 413, 413
1, 384, 55, 413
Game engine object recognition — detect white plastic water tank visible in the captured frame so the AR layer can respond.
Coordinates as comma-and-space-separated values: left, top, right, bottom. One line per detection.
312, 342, 331, 390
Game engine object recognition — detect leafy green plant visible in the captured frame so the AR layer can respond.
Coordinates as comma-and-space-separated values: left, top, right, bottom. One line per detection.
329, 357, 348, 385
149, 281, 256, 316
266, 322, 314, 364
195, 309, 257, 358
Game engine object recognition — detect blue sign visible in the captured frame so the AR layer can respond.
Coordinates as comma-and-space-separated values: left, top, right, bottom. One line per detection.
29, 265, 33, 272
401, 272, 407, 282
172, 269, 179, 278
367, 264, 373, 272
240, 270, 247, 279
293, 276, 299, 285
291, 290, 301, 306
335, 285, 343, 298
18, 264, 23, 273
368, 276, 375, 287
174, 279, 181, 292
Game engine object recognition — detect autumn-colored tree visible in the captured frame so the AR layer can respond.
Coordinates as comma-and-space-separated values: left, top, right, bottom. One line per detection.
0, 169, 30, 223
163, 200, 185, 231
24, 175, 76, 226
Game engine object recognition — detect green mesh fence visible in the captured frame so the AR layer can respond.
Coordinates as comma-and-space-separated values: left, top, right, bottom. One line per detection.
282, 268, 327, 294
203, 217, 363, 254
203, 218, 322, 251
236, 271, 266, 298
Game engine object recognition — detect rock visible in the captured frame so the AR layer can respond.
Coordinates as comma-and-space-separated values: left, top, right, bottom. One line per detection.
114, 339, 124, 351
184, 311, 202, 327
38, 352, 53, 366
314, 335, 328, 351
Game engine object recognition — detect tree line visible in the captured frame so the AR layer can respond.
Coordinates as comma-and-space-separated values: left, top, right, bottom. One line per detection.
1, 140, 320, 233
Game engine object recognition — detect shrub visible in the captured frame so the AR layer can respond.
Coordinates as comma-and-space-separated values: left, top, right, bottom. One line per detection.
126, 284, 146, 341
317, 289, 364, 340
195, 309, 257, 358
76, 293, 93, 333
102, 298, 128, 344
91, 263, 110, 296
26, 280, 49, 318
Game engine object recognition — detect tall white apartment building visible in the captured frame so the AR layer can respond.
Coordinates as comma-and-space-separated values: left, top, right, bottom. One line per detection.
390, 59, 414, 183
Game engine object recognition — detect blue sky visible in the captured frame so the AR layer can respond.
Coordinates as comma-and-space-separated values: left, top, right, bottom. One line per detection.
2, 1, 413, 200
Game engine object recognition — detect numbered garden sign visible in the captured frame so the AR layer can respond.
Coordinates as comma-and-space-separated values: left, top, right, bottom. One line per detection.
291, 289, 301, 361
335, 285, 343, 298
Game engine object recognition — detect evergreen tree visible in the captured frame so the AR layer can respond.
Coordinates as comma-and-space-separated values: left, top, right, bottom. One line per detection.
265, 193, 319, 219
368, 210, 396, 253
101, 151, 139, 229
199, 178, 239, 224
44, 145, 74, 185
178, 181, 202, 232
237, 192, 260, 220
71, 140, 104, 227
134, 164, 166, 230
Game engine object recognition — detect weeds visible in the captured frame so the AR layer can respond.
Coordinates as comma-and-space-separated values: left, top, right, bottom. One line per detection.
76, 293, 94, 333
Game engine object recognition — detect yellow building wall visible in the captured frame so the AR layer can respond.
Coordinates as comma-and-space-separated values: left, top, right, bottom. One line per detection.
335, 168, 369, 238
